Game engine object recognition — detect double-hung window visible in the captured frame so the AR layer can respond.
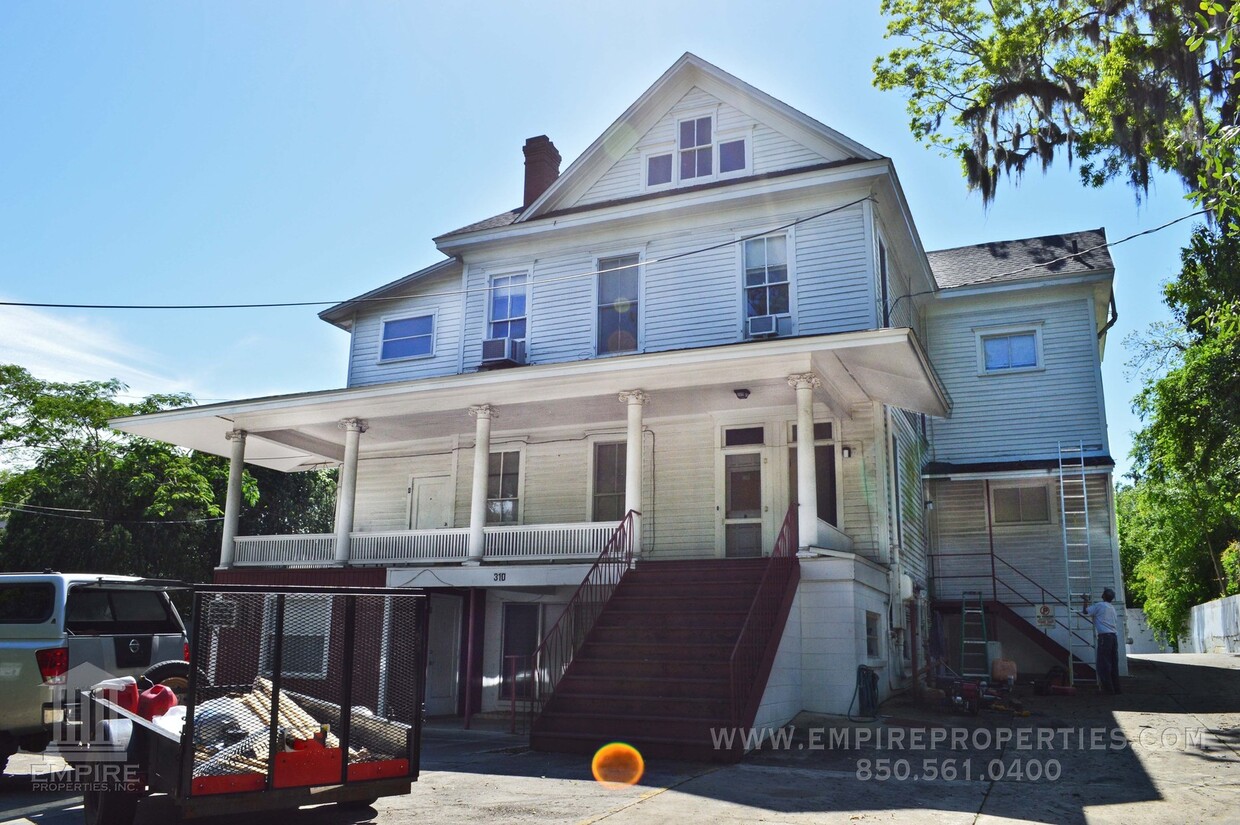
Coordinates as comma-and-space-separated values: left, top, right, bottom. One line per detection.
978, 327, 1041, 373
380, 314, 435, 361
591, 442, 626, 522
597, 254, 639, 355
486, 450, 521, 524
744, 234, 790, 323
489, 273, 527, 341
679, 116, 713, 180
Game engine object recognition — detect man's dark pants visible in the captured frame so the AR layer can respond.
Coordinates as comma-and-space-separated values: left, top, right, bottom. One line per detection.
1096, 632, 1121, 694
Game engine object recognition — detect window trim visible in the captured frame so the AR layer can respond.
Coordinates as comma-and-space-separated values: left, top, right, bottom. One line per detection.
738, 228, 796, 338
487, 269, 531, 343
485, 445, 526, 526
975, 323, 1044, 376
259, 594, 332, 680
865, 610, 883, 659
641, 144, 676, 193
592, 250, 643, 357
989, 482, 1054, 526
377, 310, 437, 364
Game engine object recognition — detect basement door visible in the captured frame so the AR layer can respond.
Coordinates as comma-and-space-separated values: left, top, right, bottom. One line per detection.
425, 593, 462, 716
410, 475, 452, 530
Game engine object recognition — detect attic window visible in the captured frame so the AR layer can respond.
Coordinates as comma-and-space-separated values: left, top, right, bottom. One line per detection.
380, 314, 435, 361
976, 325, 1042, 374
680, 116, 713, 179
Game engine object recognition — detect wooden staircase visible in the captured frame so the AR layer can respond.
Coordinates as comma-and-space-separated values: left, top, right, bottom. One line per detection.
531, 557, 791, 762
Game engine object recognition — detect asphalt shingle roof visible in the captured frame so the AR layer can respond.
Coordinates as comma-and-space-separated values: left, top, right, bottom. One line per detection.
927, 228, 1112, 289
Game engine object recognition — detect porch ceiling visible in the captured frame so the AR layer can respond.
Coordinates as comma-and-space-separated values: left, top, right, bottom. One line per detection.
111, 328, 950, 471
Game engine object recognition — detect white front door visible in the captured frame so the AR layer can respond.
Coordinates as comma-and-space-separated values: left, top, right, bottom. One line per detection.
410, 475, 452, 530
425, 594, 462, 716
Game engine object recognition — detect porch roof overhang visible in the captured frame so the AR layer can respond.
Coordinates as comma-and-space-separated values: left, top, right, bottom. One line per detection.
111, 328, 950, 472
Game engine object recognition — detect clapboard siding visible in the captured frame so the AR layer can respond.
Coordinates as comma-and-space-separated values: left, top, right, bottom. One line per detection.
927, 297, 1104, 462
643, 232, 739, 352
347, 266, 464, 387
644, 418, 717, 558
838, 405, 881, 561
354, 453, 456, 531
575, 87, 834, 208
890, 408, 928, 584
928, 474, 1118, 606
795, 205, 874, 335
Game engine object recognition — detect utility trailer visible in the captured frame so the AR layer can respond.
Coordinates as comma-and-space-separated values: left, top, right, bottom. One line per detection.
78, 584, 428, 825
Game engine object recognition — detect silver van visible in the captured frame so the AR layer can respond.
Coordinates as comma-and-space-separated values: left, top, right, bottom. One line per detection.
0, 573, 187, 767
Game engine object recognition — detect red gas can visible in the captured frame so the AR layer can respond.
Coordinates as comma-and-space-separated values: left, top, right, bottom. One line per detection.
138, 683, 178, 720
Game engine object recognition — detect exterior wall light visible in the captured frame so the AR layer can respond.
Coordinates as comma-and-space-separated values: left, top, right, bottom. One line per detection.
733, 389, 751, 399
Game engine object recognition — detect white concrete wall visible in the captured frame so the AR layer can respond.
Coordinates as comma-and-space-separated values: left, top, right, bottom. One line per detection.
1126, 607, 1170, 654
752, 591, 803, 731
1184, 594, 1240, 654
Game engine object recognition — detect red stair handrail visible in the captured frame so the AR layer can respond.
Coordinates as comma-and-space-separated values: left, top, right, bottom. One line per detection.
513, 510, 637, 733
728, 505, 800, 730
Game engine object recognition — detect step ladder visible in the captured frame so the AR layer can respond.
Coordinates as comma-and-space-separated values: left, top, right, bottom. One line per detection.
959, 591, 989, 679
1058, 440, 1094, 686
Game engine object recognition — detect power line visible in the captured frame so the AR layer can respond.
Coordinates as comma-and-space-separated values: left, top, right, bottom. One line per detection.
0, 202, 1205, 315
0, 197, 877, 311
0, 499, 224, 525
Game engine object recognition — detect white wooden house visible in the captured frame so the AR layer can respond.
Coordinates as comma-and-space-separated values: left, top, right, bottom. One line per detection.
113, 54, 1123, 758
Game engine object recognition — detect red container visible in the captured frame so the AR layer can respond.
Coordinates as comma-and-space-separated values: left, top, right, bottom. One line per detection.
95, 677, 140, 714
138, 684, 178, 720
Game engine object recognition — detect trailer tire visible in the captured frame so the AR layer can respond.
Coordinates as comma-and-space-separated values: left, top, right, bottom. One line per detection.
83, 787, 138, 825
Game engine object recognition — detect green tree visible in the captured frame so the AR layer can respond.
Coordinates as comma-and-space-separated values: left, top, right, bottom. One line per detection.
0, 365, 336, 582
1118, 226, 1240, 640
873, 0, 1239, 218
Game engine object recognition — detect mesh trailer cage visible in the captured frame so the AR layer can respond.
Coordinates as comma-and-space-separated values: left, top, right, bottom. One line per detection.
181, 585, 428, 796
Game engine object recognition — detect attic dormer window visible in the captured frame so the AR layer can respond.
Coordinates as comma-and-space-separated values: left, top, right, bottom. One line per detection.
643, 114, 749, 190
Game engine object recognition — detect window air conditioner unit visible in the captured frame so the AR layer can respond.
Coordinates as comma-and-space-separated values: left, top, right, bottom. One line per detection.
480, 337, 526, 367
748, 314, 779, 338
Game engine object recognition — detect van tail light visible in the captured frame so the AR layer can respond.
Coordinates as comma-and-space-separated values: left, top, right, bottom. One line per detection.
36, 647, 69, 684
183, 642, 191, 662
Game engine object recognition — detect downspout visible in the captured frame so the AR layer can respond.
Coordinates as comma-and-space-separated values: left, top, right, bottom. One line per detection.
1098, 291, 1118, 340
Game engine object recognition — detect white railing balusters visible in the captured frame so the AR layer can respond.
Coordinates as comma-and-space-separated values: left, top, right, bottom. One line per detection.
231, 522, 614, 567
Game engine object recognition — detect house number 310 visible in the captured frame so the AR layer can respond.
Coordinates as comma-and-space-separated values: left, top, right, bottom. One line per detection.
493, 573, 507, 582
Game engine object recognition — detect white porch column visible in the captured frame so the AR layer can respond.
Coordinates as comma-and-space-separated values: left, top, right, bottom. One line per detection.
466, 405, 496, 566
619, 390, 648, 558
219, 429, 247, 569
788, 373, 822, 549
333, 418, 367, 564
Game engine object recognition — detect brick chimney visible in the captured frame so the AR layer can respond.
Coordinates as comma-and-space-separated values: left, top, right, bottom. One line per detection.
522, 135, 561, 207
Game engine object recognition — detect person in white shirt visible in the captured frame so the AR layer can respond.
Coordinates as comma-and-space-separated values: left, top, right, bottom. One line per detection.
1081, 588, 1121, 694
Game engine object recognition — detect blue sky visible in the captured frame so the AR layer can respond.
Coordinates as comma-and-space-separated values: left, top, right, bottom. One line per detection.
0, 2, 1199, 476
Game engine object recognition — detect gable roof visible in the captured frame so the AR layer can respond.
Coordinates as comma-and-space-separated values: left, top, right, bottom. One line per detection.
926, 228, 1113, 290
318, 257, 460, 329
437, 53, 881, 243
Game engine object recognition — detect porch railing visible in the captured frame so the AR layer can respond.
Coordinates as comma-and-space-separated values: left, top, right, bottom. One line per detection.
232, 522, 616, 567
513, 510, 638, 733
728, 504, 800, 730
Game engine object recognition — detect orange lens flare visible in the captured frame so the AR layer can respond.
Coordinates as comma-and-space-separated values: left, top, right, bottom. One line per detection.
591, 741, 645, 788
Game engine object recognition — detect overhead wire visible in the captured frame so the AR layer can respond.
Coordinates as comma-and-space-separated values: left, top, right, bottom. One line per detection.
0, 203, 1207, 314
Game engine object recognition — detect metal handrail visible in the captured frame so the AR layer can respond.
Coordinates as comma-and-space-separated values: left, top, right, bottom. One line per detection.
513, 510, 637, 734
727, 505, 799, 729
929, 551, 1094, 651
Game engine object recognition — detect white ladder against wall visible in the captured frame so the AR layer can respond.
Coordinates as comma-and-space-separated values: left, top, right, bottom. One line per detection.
1058, 440, 1094, 686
